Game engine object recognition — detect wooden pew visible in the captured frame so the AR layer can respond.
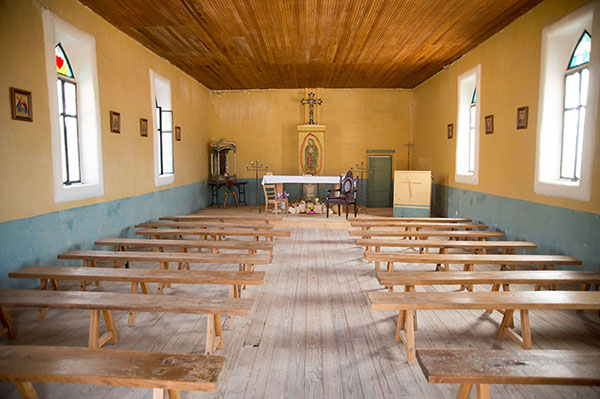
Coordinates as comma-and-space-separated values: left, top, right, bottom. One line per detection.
368, 290, 600, 364
416, 349, 600, 399
0, 345, 224, 398
376, 270, 600, 292
135, 221, 275, 230
161, 214, 282, 223
365, 253, 581, 273
9, 266, 264, 324
350, 221, 488, 230
349, 217, 472, 223
349, 230, 504, 240
0, 289, 253, 355
357, 239, 537, 271
136, 227, 290, 241
94, 237, 273, 256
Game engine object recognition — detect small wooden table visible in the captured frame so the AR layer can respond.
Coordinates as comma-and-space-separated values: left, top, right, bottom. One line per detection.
208, 181, 247, 207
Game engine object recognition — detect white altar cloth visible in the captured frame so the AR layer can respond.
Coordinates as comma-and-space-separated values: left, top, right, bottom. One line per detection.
261, 175, 340, 185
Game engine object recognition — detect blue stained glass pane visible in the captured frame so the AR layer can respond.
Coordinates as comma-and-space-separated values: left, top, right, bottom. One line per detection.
569, 31, 591, 69
471, 89, 476, 104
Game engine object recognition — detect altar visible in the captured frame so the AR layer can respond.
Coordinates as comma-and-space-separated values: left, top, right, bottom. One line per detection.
261, 175, 340, 185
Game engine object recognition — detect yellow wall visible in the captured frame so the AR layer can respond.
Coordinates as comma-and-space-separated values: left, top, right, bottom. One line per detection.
209, 88, 413, 178
0, 0, 211, 223
412, 0, 600, 214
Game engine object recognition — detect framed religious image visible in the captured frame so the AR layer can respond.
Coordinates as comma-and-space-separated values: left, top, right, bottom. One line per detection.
110, 111, 120, 133
175, 126, 181, 141
10, 87, 33, 122
447, 123, 454, 139
517, 106, 528, 129
485, 114, 494, 134
139, 118, 148, 137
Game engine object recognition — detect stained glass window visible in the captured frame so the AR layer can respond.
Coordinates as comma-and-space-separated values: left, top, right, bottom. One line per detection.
55, 43, 74, 78
568, 31, 591, 69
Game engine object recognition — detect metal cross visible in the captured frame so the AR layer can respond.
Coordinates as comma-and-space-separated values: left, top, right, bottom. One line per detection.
300, 92, 323, 125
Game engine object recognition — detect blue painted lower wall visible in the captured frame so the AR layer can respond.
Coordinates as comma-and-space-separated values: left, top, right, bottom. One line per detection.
432, 184, 600, 271
0, 181, 211, 288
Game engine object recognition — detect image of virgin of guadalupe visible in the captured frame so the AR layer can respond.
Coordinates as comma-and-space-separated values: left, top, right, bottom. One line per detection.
304, 137, 319, 174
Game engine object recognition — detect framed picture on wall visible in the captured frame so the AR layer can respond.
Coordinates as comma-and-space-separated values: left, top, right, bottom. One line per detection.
139, 118, 148, 137
447, 123, 454, 139
485, 115, 494, 134
110, 111, 121, 133
10, 87, 33, 122
517, 106, 528, 129
175, 126, 181, 141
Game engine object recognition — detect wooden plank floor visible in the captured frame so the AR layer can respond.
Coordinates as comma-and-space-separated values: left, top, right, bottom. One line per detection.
1, 228, 599, 398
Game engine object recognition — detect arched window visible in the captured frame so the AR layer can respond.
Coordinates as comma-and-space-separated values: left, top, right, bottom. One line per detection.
55, 43, 81, 184
561, 31, 591, 181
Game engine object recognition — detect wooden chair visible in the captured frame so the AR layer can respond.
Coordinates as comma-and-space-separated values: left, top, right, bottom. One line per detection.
263, 184, 288, 215
326, 171, 358, 219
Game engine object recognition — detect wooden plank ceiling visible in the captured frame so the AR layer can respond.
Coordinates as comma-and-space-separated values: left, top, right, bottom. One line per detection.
78, 0, 542, 89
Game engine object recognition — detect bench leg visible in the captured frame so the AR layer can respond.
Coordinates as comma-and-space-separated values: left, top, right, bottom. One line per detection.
89, 309, 118, 349
168, 390, 181, 399
497, 309, 530, 348
14, 381, 38, 399
153, 388, 165, 399
405, 310, 416, 364
0, 306, 16, 339
496, 309, 515, 341
476, 384, 490, 399
458, 383, 472, 399
375, 246, 381, 272
520, 309, 532, 349
227, 284, 240, 329
128, 282, 139, 326
205, 314, 224, 355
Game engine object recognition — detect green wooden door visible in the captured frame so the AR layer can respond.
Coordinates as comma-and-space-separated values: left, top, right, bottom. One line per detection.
367, 156, 392, 207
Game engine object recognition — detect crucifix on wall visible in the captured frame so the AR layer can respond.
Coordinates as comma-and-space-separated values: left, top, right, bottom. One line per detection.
301, 92, 323, 125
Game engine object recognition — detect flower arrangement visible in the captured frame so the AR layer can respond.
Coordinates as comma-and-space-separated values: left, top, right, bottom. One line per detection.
276, 191, 289, 200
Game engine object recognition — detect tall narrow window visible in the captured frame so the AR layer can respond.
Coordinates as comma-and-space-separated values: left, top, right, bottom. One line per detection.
150, 70, 174, 186
469, 89, 477, 173
55, 43, 81, 185
455, 64, 481, 184
155, 99, 174, 175
561, 31, 590, 181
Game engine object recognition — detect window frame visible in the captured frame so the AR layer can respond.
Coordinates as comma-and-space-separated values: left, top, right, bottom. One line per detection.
535, 3, 599, 202
57, 76, 82, 185
455, 64, 481, 185
150, 70, 174, 187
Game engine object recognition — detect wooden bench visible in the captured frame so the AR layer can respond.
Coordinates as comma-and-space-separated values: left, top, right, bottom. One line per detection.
9, 266, 265, 325
0, 289, 253, 355
58, 249, 270, 272
349, 217, 472, 223
136, 227, 290, 241
95, 237, 273, 256
416, 349, 600, 399
365, 253, 581, 274
358, 239, 537, 271
368, 290, 600, 364
0, 345, 224, 398
350, 221, 488, 231
161, 214, 282, 223
135, 221, 275, 230
349, 230, 504, 240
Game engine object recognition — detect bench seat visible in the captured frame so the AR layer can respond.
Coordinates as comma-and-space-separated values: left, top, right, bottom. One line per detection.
161, 214, 282, 223
95, 237, 273, 256
369, 290, 600, 364
349, 217, 472, 223
136, 228, 290, 241
0, 345, 224, 398
0, 289, 254, 355
135, 221, 275, 230
350, 222, 488, 230
416, 349, 600, 399
349, 230, 504, 240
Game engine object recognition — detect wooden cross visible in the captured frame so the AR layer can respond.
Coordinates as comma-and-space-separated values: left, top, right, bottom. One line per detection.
301, 92, 323, 125
402, 178, 421, 198
404, 141, 414, 170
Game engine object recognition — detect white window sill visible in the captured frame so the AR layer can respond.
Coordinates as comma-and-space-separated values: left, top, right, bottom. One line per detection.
55, 182, 103, 203
455, 173, 478, 185
155, 173, 174, 187
535, 179, 589, 201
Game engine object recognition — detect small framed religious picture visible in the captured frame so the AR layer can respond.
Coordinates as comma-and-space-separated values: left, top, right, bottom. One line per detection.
447, 123, 454, 139
485, 114, 494, 134
175, 126, 181, 141
139, 118, 148, 137
517, 106, 528, 130
10, 87, 33, 122
110, 111, 121, 133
